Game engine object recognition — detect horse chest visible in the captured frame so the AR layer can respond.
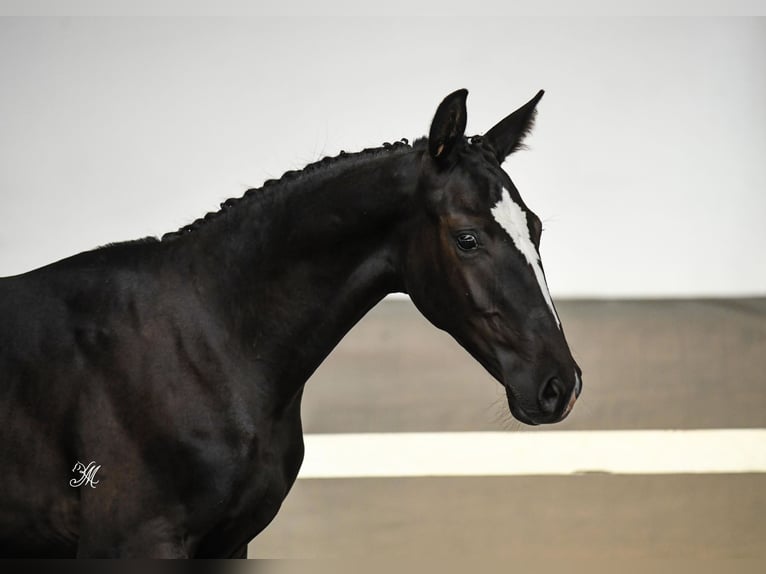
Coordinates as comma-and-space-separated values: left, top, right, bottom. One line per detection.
241, 415, 305, 508
197, 405, 305, 556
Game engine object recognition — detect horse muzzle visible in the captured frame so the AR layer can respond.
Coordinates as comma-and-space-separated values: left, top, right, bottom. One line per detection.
506, 368, 582, 425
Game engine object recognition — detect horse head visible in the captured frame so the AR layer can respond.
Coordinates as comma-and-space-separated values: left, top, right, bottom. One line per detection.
402, 89, 581, 425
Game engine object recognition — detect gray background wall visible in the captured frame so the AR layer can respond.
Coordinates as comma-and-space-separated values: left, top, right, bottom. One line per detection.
1, 15, 764, 297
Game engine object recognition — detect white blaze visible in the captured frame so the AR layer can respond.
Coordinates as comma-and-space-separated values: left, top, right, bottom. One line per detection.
490, 186, 561, 330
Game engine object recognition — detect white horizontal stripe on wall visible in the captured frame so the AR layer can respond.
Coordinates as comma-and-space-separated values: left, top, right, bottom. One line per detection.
299, 429, 766, 478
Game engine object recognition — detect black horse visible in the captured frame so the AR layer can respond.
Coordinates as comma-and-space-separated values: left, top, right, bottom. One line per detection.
0, 89, 581, 557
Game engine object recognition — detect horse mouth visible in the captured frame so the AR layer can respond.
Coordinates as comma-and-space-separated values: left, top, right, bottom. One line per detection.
451, 328, 580, 426
457, 339, 545, 425
507, 402, 540, 426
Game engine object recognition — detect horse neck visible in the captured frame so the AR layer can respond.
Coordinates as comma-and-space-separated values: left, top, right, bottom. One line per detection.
175, 147, 422, 401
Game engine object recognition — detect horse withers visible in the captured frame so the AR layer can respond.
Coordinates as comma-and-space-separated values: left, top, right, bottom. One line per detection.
0, 89, 581, 557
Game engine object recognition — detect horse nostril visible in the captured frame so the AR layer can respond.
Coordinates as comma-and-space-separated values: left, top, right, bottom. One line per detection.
574, 371, 582, 398
539, 377, 563, 414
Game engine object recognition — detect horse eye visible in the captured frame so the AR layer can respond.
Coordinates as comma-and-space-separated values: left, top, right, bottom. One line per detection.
456, 232, 479, 251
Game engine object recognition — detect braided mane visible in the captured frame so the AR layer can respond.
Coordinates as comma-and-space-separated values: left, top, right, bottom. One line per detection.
161, 138, 417, 241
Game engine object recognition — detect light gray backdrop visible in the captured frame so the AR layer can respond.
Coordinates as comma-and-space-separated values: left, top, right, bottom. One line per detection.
1, 16, 764, 297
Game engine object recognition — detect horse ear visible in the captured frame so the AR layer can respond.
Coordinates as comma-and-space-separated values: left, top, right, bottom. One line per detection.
428, 89, 468, 165
484, 90, 544, 163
